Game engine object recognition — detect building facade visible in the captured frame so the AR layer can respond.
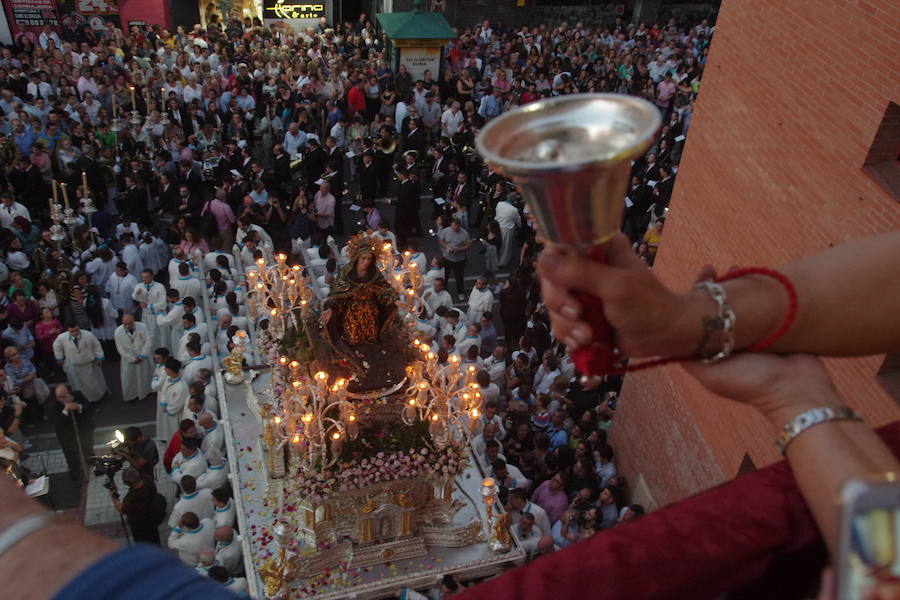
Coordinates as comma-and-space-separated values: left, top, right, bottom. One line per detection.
611, 0, 900, 508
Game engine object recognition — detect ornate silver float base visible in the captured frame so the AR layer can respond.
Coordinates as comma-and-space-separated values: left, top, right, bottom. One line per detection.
350, 537, 428, 568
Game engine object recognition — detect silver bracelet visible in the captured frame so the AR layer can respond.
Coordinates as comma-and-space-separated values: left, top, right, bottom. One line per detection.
693, 281, 736, 363
775, 406, 862, 453
0, 512, 57, 558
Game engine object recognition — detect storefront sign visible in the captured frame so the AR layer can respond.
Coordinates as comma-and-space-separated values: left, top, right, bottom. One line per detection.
58, 0, 121, 30
262, 0, 331, 31
9, 0, 59, 28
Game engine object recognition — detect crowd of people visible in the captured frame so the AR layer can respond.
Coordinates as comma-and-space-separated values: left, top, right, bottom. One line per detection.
0, 7, 711, 591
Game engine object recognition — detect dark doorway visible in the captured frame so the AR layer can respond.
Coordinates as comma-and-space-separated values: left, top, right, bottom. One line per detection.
340, 0, 367, 26
170, 0, 202, 30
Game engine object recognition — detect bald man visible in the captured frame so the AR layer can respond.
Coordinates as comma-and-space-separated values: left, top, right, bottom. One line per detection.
214, 526, 243, 575
114, 314, 153, 403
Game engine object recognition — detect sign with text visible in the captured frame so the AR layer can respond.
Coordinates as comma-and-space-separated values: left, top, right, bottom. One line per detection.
262, 0, 331, 31
58, 0, 121, 30
399, 46, 442, 81
10, 0, 59, 28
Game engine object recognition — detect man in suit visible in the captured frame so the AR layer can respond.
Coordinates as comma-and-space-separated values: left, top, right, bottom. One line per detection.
403, 117, 427, 158
394, 169, 421, 246
359, 151, 378, 205
53, 384, 95, 482
272, 143, 291, 192
430, 148, 449, 200
121, 174, 149, 225
304, 137, 327, 191
638, 152, 661, 185
651, 166, 675, 218
450, 171, 473, 212
623, 175, 652, 242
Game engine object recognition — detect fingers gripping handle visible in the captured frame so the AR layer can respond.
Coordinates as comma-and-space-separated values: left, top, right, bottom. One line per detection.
571, 244, 618, 376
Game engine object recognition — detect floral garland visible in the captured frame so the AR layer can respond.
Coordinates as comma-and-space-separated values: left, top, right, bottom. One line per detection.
293, 443, 469, 503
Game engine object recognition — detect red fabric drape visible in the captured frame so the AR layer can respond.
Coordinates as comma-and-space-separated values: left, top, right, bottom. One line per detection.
458, 422, 900, 600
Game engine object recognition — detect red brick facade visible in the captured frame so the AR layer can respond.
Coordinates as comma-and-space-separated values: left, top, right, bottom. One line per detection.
610, 0, 900, 507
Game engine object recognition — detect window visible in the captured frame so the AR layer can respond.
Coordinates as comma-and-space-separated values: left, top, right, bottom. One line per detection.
862, 101, 900, 200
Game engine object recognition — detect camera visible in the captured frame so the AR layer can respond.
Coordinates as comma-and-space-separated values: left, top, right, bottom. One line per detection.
92, 454, 125, 478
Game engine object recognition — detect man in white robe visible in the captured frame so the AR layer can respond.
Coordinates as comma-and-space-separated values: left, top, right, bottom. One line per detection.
114, 315, 152, 403
132, 269, 167, 350
119, 232, 144, 277
53, 324, 107, 403
198, 413, 225, 456
183, 341, 213, 383
466, 277, 494, 324
196, 447, 228, 491
171, 261, 204, 301
105, 262, 138, 315
156, 357, 188, 442
178, 317, 210, 362
214, 526, 243, 576
423, 277, 453, 314
168, 474, 214, 528
168, 512, 216, 566
494, 197, 521, 266
157, 290, 185, 352
170, 437, 208, 486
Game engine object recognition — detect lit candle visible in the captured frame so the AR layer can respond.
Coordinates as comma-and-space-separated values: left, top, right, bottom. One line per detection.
112, 92, 117, 117
48, 197, 54, 219
51, 179, 58, 204
129, 86, 136, 107
60, 183, 69, 210
82, 171, 89, 195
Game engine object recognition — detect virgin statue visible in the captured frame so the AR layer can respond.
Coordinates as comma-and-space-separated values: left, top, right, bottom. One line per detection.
319, 235, 400, 380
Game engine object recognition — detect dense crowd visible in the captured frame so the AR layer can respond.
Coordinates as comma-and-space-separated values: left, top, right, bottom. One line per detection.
0, 7, 710, 591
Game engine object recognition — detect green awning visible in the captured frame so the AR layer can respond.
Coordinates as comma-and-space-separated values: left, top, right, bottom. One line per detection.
376, 8, 455, 40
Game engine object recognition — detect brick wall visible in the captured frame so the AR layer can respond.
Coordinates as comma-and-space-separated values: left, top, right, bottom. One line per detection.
610, 0, 900, 507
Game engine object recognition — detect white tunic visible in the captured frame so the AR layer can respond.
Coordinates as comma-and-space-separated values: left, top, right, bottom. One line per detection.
157, 376, 188, 441
157, 302, 185, 352
178, 328, 211, 363
171, 276, 204, 304
84, 257, 116, 292
168, 519, 216, 565
91, 298, 120, 341
168, 258, 198, 283
213, 499, 236, 528
151, 363, 166, 393
196, 462, 228, 491
215, 537, 244, 575
139, 237, 169, 274
183, 352, 213, 383
52, 331, 108, 402
494, 200, 521, 265
120, 243, 144, 277
171, 448, 208, 486
114, 323, 153, 401
203, 250, 236, 271
168, 488, 215, 528
132, 281, 167, 350
106, 273, 138, 313
424, 288, 453, 314
200, 421, 225, 456
466, 287, 494, 325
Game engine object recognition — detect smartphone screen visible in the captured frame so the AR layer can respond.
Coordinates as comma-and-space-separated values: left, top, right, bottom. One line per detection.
840, 482, 900, 600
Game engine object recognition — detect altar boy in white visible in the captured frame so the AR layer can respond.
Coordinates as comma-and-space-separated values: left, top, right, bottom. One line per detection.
53, 324, 108, 403
466, 277, 494, 325
114, 315, 153, 403
157, 357, 188, 441
132, 269, 167, 350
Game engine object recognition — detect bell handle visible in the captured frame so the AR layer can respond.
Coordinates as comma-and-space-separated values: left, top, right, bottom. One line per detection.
570, 244, 618, 376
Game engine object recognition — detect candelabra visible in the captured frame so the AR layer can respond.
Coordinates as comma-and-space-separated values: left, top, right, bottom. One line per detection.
246, 253, 315, 335
376, 246, 426, 325
402, 345, 484, 447
268, 368, 358, 470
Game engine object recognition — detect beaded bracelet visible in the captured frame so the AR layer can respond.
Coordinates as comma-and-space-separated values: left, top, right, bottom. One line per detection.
609, 266, 799, 374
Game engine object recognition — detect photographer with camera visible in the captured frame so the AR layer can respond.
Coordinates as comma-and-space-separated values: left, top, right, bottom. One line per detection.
110, 467, 166, 545
117, 426, 159, 479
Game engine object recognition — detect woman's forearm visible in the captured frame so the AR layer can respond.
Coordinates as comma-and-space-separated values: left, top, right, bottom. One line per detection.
672, 231, 900, 358
756, 382, 900, 555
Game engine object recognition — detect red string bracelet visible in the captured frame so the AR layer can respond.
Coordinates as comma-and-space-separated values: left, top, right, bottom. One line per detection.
604, 267, 799, 375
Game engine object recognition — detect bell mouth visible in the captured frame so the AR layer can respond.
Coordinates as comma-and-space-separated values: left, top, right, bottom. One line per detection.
476, 94, 661, 175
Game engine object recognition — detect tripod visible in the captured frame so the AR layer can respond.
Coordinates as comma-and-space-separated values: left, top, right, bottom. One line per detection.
106, 475, 132, 545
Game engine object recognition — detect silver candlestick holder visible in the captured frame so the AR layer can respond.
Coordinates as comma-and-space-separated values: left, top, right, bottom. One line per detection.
130, 110, 142, 126
62, 207, 79, 228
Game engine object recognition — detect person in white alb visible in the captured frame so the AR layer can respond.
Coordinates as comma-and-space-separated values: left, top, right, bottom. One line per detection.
168, 512, 216, 566
493, 196, 521, 266
168, 475, 214, 527
157, 290, 185, 351
157, 357, 188, 441
195, 548, 218, 577
170, 437, 208, 485
132, 269, 167, 350
118, 232, 144, 277
466, 277, 494, 324
171, 262, 203, 301
0, 193, 31, 229
183, 341, 213, 383
53, 324, 108, 403
214, 526, 243, 576
196, 447, 228, 491
212, 488, 236, 528
198, 413, 224, 456
106, 262, 138, 315
114, 315, 152, 403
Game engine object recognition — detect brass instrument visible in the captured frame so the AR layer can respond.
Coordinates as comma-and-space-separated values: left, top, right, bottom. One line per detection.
374, 136, 397, 155
402, 149, 419, 162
